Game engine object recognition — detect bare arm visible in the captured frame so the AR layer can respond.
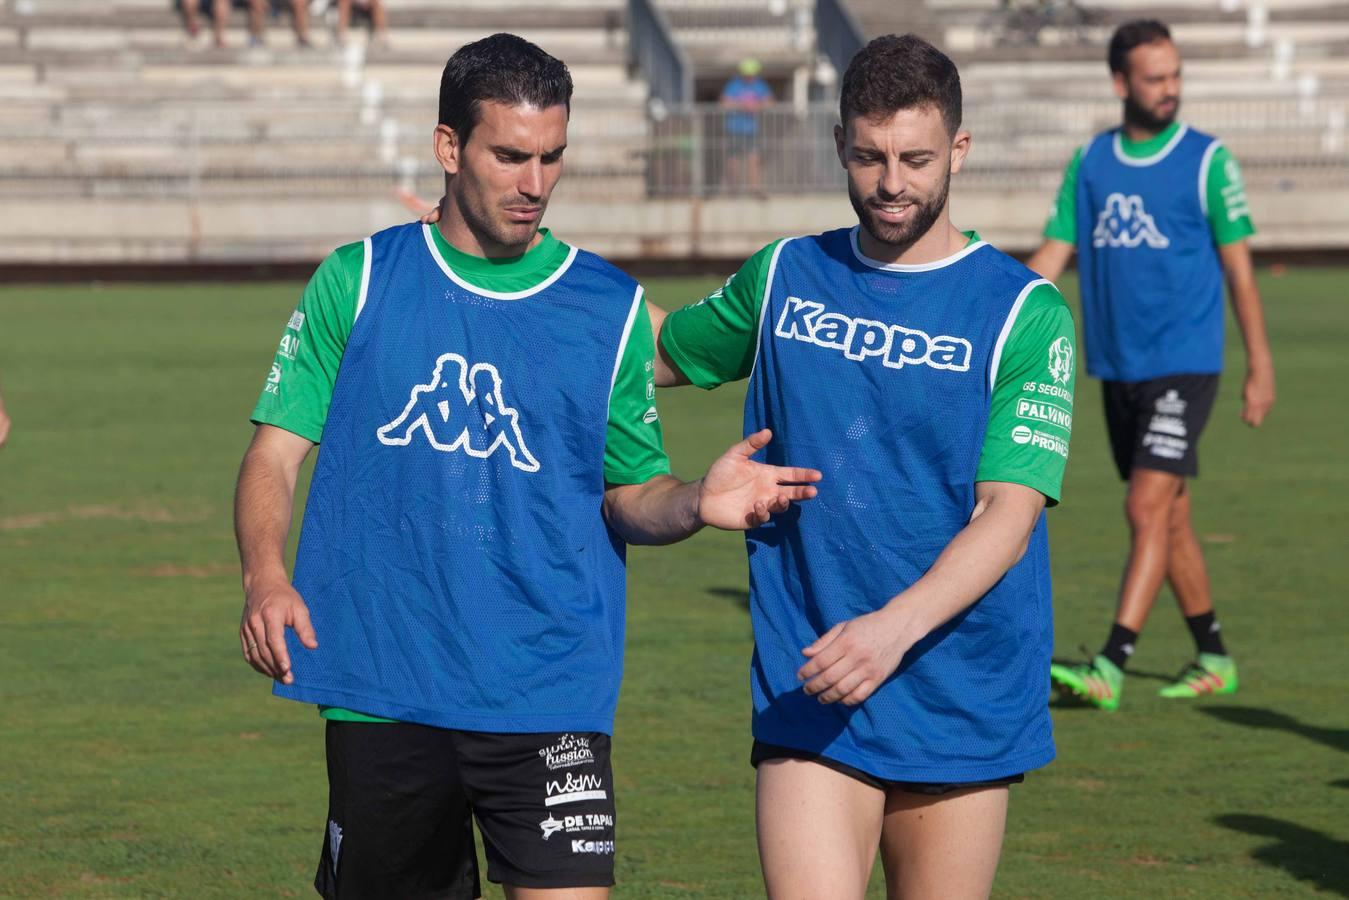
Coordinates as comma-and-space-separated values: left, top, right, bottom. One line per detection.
235, 423, 319, 683
1219, 239, 1276, 427
797, 481, 1046, 705
645, 298, 693, 387
1025, 238, 1074, 283
603, 429, 820, 545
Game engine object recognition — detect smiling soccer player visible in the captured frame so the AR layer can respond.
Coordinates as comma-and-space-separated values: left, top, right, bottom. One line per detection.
651, 34, 1077, 900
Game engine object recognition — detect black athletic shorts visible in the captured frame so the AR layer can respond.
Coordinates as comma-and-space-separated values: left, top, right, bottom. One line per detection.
750, 741, 1024, 795
316, 722, 617, 899
1102, 374, 1220, 480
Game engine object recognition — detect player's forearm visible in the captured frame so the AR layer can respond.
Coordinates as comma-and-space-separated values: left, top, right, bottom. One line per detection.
602, 475, 704, 545
1025, 240, 1072, 283
647, 301, 692, 388
234, 446, 301, 591
1220, 242, 1274, 372
1229, 280, 1274, 372
877, 490, 1043, 644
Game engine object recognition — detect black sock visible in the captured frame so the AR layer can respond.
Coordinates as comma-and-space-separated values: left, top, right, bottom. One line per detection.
1185, 611, 1227, 656
1100, 623, 1138, 670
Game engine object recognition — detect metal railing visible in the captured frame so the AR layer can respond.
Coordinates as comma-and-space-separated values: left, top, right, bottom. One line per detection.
643, 99, 1349, 196
813, 0, 865, 99
2, 98, 1347, 203
628, 0, 692, 107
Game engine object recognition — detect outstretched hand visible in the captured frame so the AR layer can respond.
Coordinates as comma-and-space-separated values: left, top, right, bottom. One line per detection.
698, 429, 821, 530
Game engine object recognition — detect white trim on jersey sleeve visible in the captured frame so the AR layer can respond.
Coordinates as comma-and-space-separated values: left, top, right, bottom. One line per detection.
354, 236, 373, 322
609, 284, 645, 401
1112, 122, 1189, 167
420, 224, 578, 300
1198, 139, 1222, 219
988, 279, 1051, 393
849, 227, 988, 272
747, 238, 793, 381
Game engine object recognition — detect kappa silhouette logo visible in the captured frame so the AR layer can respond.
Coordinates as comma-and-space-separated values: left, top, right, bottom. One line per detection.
1092, 193, 1170, 249
377, 353, 541, 472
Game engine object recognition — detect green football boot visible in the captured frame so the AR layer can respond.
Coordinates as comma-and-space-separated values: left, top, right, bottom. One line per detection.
1050, 655, 1124, 712
1158, 653, 1239, 699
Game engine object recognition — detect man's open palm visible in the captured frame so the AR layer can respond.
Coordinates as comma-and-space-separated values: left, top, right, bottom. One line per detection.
698, 429, 822, 530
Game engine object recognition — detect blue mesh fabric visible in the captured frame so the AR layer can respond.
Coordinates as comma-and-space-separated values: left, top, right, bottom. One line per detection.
745, 229, 1055, 781
275, 223, 634, 734
1075, 125, 1225, 381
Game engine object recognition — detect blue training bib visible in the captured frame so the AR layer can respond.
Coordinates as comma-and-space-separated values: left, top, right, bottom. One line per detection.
1075, 124, 1226, 382
745, 228, 1056, 782
275, 223, 641, 734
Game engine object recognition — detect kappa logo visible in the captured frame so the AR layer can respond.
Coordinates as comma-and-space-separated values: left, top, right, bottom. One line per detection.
572, 839, 615, 855
540, 815, 565, 840
1048, 336, 1073, 385
377, 353, 540, 473
1092, 193, 1170, 249
545, 772, 607, 807
775, 297, 972, 373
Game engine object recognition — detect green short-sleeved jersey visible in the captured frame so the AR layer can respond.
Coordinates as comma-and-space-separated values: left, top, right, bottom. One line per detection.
1043, 121, 1255, 246
251, 227, 671, 723
660, 233, 1076, 504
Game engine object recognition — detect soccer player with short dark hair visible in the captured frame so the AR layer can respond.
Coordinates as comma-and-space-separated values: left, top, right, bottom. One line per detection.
651, 34, 1076, 898
234, 33, 819, 899
1028, 20, 1275, 711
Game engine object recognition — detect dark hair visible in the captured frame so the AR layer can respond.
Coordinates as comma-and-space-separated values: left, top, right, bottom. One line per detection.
438, 33, 573, 144
1108, 20, 1172, 75
839, 34, 962, 135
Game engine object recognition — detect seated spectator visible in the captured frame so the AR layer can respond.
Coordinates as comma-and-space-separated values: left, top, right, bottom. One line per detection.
336, 0, 389, 48
182, 0, 264, 49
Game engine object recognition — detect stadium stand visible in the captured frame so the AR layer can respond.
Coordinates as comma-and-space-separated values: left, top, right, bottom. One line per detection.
0, 0, 1345, 265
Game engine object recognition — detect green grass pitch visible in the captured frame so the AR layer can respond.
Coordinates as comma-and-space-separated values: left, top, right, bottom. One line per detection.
1, 268, 1345, 897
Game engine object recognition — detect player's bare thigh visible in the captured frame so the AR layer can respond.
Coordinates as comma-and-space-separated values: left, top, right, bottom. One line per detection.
757, 758, 886, 900
506, 887, 608, 900
879, 785, 1009, 900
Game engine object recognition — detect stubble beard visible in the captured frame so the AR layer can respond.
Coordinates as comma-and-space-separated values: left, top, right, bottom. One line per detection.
849, 165, 951, 256
1123, 92, 1180, 134
457, 184, 544, 254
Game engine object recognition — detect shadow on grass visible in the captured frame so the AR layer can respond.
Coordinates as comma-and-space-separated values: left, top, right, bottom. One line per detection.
1215, 814, 1349, 897
1197, 706, 1349, 754
1332, 779, 1349, 790
707, 587, 749, 611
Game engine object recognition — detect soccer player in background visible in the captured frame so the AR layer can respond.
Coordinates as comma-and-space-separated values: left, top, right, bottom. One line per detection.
0, 379, 10, 448
1027, 20, 1275, 711
651, 35, 1076, 899
234, 34, 819, 899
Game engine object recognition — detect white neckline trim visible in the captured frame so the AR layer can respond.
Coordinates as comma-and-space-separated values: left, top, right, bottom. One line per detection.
988, 278, 1049, 393
421, 223, 577, 300
849, 227, 987, 272
1112, 123, 1189, 167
